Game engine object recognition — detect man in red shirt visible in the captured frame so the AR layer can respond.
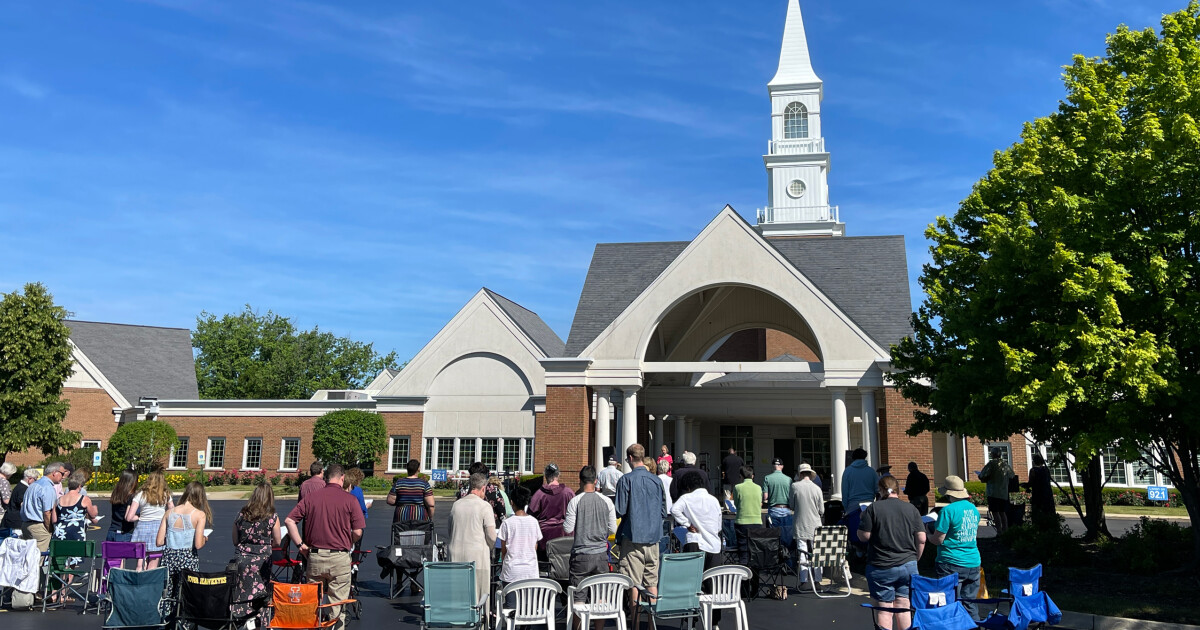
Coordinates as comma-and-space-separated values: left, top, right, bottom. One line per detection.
285, 463, 365, 630
298, 461, 326, 501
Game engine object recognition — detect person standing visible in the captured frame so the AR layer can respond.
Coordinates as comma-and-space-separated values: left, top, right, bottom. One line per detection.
904, 462, 931, 516
597, 457, 624, 499
498, 487, 542, 592
977, 448, 1014, 534
788, 463, 825, 587
3, 468, 37, 535
285, 464, 365, 630
49, 469, 100, 604
0, 463, 14, 530
1024, 454, 1055, 519
721, 448, 745, 495
447, 473, 497, 610
615, 444, 667, 614
344, 468, 369, 523
298, 462, 325, 501
656, 445, 673, 477
387, 459, 435, 523
23, 462, 66, 552
528, 463, 574, 548
156, 482, 212, 598
858, 476, 926, 630
670, 472, 724, 628
563, 465, 617, 630
930, 476, 982, 621
232, 484, 282, 628
456, 462, 508, 527
106, 470, 139, 542
732, 465, 762, 557
656, 459, 674, 514
841, 448, 877, 511
127, 470, 174, 569
763, 458, 793, 544
669, 451, 709, 504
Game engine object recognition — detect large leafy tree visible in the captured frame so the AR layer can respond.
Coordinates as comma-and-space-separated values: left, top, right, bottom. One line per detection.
193, 305, 401, 399
311, 409, 387, 468
891, 4, 1200, 548
0, 283, 80, 464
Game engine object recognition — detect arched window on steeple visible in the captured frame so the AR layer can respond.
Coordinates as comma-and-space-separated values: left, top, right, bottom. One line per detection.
784, 102, 808, 139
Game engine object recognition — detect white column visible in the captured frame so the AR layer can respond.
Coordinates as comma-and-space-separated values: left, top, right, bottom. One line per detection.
655, 414, 665, 455
862, 389, 880, 468
497, 437, 505, 473
595, 387, 611, 469
621, 387, 640, 472
431, 437, 440, 470
831, 389, 848, 499
453, 437, 461, 472
675, 415, 686, 453
476, 438, 483, 469
946, 433, 959, 477
518, 439, 527, 474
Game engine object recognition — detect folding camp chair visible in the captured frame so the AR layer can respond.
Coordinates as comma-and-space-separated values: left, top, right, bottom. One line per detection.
271, 546, 304, 584
745, 527, 793, 598
420, 562, 489, 630
539, 536, 573, 584
43, 539, 96, 612
566, 573, 633, 630
176, 568, 259, 630
807, 525, 851, 598
0, 537, 41, 611
267, 581, 357, 630
495, 578, 562, 630
347, 547, 372, 620
699, 565, 750, 630
88, 541, 147, 614
1003, 565, 1062, 630
635, 552, 705, 630
101, 567, 170, 630
378, 520, 439, 598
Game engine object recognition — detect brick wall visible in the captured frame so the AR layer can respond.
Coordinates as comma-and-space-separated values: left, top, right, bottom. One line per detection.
538, 386, 590, 480
160, 411, 423, 474
710, 329, 765, 361
5, 387, 119, 467
765, 328, 820, 361
882, 388, 935, 506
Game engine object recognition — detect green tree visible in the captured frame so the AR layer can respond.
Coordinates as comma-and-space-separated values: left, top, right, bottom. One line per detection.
891, 5, 1200, 547
106, 421, 179, 473
0, 283, 80, 464
311, 409, 387, 468
193, 305, 401, 399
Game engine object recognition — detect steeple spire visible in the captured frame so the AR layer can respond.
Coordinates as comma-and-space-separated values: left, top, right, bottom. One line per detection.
769, 0, 821, 87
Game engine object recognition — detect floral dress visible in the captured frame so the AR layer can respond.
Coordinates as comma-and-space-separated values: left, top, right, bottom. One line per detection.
53, 494, 88, 567
232, 514, 277, 624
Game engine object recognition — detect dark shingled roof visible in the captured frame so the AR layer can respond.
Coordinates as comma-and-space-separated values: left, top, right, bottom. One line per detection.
483, 289, 566, 358
563, 236, 913, 356
66, 320, 199, 404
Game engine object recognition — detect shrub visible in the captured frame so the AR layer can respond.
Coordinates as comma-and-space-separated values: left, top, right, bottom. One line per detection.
1116, 517, 1194, 574
359, 476, 392, 492
999, 512, 1085, 566
40, 447, 98, 475
312, 410, 387, 467
106, 421, 178, 473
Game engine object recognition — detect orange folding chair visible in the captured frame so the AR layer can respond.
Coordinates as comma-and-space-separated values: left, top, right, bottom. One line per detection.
267, 582, 357, 630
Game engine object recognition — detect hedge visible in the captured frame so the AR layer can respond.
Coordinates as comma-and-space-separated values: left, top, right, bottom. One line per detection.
937, 481, 1183, 508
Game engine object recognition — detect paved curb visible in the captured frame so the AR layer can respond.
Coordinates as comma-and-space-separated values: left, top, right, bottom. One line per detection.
1057, 610, 1199, 630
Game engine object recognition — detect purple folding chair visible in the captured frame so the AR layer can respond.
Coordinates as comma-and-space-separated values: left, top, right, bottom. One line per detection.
92, 541, 147, 614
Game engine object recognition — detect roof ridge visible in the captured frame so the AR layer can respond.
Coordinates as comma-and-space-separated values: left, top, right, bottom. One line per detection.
67, 319, 191, 332
482, 288, 539, 316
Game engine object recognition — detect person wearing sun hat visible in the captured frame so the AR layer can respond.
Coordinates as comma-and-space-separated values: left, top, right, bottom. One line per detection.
930, 475, 983, 620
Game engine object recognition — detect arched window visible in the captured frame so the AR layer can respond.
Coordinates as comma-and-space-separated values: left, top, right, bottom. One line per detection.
784, 102, 808, 139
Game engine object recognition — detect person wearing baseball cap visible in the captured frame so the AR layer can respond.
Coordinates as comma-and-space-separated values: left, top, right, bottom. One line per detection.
930, 475, 982, 620
597, 455, 624, 499
763, 457, 793, 545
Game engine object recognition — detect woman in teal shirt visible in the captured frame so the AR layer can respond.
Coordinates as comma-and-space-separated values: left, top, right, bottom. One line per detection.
929, 475, 982, 620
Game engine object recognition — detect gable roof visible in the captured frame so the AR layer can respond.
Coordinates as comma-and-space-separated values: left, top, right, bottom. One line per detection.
66, 320, 199, 405
563, 235, 912, 356
482, 289, 565, 357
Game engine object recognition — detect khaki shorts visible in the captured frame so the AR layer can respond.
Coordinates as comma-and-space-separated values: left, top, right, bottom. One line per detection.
618, 541, 660, 589
24, 522, 51, 553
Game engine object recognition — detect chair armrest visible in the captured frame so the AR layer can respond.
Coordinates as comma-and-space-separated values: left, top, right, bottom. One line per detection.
475, 591, 489, 609
963, 597, 1012, 605
316, 599, 357, 609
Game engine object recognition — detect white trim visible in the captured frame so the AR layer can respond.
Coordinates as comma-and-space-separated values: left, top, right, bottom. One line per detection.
81, 439, 102, 450
205, 437, 227, 471
279, 437, 301, 472
242, 437, 263, 471
386, 435, 412, 473
167, 436, 189, 471
69, 342, 133, 410
158, 399, 376, 417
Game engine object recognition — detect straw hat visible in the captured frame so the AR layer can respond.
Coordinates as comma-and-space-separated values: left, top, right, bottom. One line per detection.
939, 475, 970, 500
796, 463, 815, 477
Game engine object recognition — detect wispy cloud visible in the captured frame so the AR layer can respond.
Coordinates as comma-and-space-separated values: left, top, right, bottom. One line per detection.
0, 73, 48, 99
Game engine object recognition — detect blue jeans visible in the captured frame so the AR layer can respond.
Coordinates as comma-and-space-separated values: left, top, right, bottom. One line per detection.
865, 560, 918, 602
767, 508, 794, 548
935, 562, 981, 621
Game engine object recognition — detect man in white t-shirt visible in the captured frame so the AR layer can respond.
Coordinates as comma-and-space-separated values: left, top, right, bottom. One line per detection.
497, 486, 542, 602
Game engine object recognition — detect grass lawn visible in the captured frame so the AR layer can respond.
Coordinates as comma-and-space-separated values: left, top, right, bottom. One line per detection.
1056, 505, 1189, 517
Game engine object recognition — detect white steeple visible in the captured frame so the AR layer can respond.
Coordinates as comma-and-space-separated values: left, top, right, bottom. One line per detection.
758, 0, 843, 237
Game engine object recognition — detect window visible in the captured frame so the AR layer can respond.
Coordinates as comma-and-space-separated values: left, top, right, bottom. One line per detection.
719, 425, 754, 468
481, 439, 498, 472
784, 102, 809, 139
525, 438, 534, 472
1101, 447, 1127, 485
243, 438, 263, 470
1130, 453, 1156, 486
280, 438, 301, 471
389, 436, 410, 472
82, 440, 102, 450
504, 440, 520, 472
425, 438, 434, 469
460, 440, 476, 470
985, 442, 1012, 467
171, 437, 190, 469
207, 438, 226, 469
438, 439, 455, 470
796, 425, 831, 486
787, 179, 806, 199
1048, 451, 1072, 485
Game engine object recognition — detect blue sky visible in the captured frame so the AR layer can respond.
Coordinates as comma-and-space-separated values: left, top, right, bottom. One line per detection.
0, 0, 1187, 361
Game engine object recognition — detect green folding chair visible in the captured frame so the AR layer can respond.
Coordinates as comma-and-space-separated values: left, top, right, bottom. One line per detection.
421, 561, 489, 630
43, 539, 96, 612
636, 552, 705, 630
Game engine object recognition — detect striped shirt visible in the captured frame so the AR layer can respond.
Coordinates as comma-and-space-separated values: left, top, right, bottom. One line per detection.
391, 476, 433, 522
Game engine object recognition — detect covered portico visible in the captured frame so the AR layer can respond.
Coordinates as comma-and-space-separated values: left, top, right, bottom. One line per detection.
541, 207, 911, 499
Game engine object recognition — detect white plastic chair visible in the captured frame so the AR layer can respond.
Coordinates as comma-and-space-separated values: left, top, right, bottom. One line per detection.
566, 573, 633, 630
699, 565, 750, 630
496, 578, 562, 630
